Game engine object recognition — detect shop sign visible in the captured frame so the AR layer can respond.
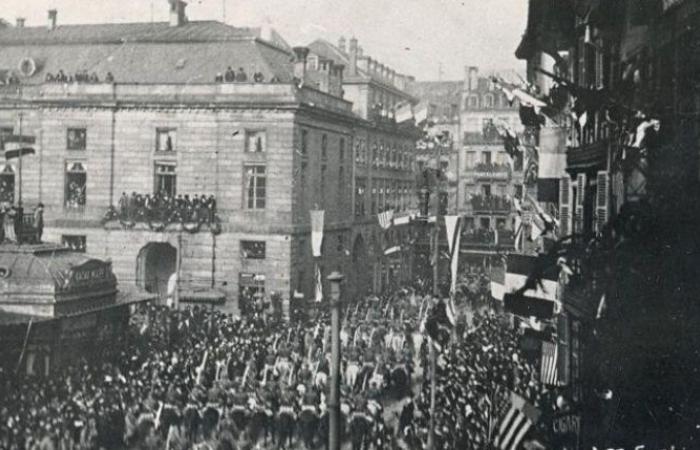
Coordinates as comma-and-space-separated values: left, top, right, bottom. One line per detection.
553, 413, 580, 435
65, 260, 112, 291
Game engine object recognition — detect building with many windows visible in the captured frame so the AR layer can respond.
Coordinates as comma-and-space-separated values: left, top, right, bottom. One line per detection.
0, 5, 418, 314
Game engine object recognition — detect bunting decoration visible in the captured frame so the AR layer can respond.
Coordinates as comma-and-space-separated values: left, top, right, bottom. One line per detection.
444, 215, 462, 295
314, 263, 323, 303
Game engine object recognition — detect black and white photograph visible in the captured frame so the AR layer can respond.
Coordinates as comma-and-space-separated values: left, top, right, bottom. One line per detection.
0, 0, 698, 449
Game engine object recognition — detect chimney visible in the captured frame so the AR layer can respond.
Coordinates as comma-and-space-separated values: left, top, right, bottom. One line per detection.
348, 37, 358, 76
467, 66, 479, 91
16, 18, 25, 28
169, 0, 187, 27
47, 9, 57, 30
292, 46, 310, 82
338, 36, 346, 53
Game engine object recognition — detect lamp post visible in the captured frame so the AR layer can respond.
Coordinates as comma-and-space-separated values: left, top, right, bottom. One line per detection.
327, 271, 344, 450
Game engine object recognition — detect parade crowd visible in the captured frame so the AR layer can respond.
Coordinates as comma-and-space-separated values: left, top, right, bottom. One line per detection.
0, 263, 557, 449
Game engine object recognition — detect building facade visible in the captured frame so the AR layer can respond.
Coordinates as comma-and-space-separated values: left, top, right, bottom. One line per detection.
0, 6, 420, 316
307, 37, 420, 294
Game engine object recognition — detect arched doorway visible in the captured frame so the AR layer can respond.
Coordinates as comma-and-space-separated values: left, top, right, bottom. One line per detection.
352, 234, 371, 297
136, 242, 177, 300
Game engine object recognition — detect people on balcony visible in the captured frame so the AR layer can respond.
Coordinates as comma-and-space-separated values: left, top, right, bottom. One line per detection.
115, 191, 217, 225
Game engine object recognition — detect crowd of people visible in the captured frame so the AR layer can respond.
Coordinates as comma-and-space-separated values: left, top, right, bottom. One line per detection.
0, 260, 560, 449
0, 285, 432, 450
109, 192, 218, 226
214, 68, 272, 84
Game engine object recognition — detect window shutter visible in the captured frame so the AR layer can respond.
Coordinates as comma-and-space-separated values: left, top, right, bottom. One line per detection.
575, 173, 586, 233
559, 176, 573, 237
596, 170, 609, 233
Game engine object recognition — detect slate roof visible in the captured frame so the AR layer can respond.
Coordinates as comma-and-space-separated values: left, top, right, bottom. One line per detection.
0, 21, 295, 84
406, 81, 463, 104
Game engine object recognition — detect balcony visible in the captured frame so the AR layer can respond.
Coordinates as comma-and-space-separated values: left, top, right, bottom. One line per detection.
470, 194, 511, 213
461, 228, 515, 249
462, 131, 502, 145
101, 192, 221, 234
466, 162, 511, 180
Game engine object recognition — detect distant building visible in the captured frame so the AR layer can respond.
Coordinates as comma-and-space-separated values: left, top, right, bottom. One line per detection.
408, 67, 525, 250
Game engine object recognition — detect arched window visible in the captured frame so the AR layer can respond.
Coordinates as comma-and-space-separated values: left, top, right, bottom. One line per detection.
483, 94, 494, 108
466, 95, 479, 109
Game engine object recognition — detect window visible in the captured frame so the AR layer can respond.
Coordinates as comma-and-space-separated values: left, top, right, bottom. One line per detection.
61, 235, 86, 253
321, 134, 328, 160
467, 95, 478, 109
514, 184, 523, 199
67, 128, 86, 150
301, 130, 308, 156
483, 94, 494, 108
241, 240, 266, 259
239, 273, 265, 304
245, 130, 266, 153
156, 128, 176, 152
0, 127, 13, 150
65, 162, 87, 209
372, 145, 378, 167
479, 217, 491, 229
355, 178, 366, 217
480, 151, 492, 165
244, 165, 266, 209
496, 218, 506, 229
339, 138, 345, 161
0, 164, 14, 204
466, 151, 477, 169
481, 184, 491, 197
154, 163, 177, 197
338, 166, 344, 201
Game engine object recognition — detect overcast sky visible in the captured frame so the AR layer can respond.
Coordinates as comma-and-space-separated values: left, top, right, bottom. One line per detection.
3, 0, 527, 81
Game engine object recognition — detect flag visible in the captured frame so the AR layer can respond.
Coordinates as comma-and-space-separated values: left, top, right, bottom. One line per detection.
377, 209, 394, 230
414, 103, 429, 124
490, 262, 506, 301
314, 263, 323, 302
540, 341, 558, 386
503, 254, 558, 320
495, 392, 541, 450
537, 127, 567, 203
514, 216, 523, 251
395, 102, 413, 123
444, 215, 462, 295
310, 210, 324, 257
596, 293, 606, 319
196, 351, 208, 385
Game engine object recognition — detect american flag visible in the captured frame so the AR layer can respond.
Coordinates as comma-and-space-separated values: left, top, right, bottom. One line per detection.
377, 209, 394, 230
495, 392, 541, 450
540, 340, 559, 386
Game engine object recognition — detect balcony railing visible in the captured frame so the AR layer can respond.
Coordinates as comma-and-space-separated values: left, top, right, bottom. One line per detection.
470, 194, 512, 213
466, 162, 511, 179
102, 192, 221, 234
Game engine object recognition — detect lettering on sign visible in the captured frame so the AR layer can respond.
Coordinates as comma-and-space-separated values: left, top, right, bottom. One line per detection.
553, 414, 580, 435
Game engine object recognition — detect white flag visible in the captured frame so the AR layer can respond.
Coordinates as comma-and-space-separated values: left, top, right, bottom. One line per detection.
310, 210, 324, 257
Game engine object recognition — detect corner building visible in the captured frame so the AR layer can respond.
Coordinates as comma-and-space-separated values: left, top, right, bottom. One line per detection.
0, 8, 417, 315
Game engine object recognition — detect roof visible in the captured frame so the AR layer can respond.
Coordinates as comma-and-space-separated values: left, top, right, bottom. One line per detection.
406, 81, 463, 104
0, 243, 91, 286
0, 21, 295, 84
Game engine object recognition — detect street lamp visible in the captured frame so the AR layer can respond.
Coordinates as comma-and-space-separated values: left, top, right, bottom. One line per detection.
327, 271, 344, 450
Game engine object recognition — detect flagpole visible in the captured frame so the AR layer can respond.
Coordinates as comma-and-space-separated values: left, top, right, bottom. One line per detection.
427, 128, 443, 450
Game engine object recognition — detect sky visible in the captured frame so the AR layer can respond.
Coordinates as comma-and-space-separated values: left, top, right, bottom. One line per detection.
3, 0, 528, 81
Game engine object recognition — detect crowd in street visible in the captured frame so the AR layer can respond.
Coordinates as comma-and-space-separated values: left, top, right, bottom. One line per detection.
0, 262, 557, 449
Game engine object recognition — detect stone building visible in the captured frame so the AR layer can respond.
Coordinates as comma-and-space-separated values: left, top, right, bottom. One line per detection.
0, 5, 417, 314
307, 37, 420, 293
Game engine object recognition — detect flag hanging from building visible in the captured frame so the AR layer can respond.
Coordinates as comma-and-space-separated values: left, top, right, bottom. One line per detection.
444, 215, 462, 295
495, 392, 541, 450
502, 253, 558, 320
395, 102, 414, 123
310, 210, 324, 257
314, 263, 323, 303
540, 340, 559, 386
377, 209, 394, 230
537, 127, 567, 203
414, 103, 429, 124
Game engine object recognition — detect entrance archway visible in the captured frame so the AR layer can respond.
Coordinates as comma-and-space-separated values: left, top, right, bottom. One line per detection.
136, 242, 177, 300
